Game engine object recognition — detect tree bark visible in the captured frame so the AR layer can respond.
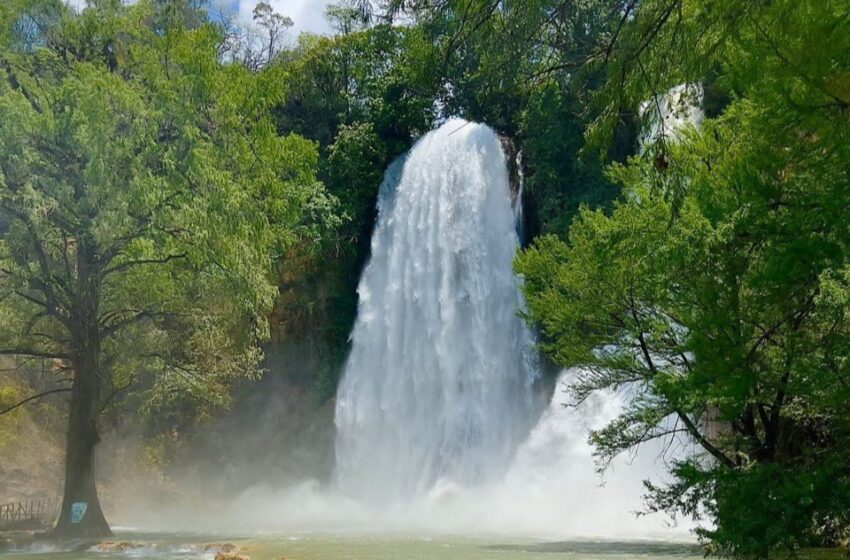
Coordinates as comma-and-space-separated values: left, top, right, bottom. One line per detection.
51, 339, 111, 537
51, 241, 111, 538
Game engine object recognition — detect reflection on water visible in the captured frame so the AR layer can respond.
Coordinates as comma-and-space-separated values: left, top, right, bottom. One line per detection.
2, 532, 703, 560
485, 540, 701, 556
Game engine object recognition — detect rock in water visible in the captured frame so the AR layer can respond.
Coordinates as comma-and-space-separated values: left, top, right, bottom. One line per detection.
92, 541, 143, 552
202, 543, 240, 553
214, 553, 249, 560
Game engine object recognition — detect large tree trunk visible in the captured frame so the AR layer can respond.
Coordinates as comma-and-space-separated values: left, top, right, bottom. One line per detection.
51, 348, 111, 538
53, 342, 112, 537
52, 241, 111, 539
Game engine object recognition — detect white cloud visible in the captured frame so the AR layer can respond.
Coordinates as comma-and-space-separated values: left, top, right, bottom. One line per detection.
234, 0, 332, 36
65, 0, 140, 10
64, 0, 333, 37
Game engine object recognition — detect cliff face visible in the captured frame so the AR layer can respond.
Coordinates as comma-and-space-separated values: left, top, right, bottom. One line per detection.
0, 415, 64, 503
498, 134, 535, 248
498, 135, 523, 208
0, 361, 65, 503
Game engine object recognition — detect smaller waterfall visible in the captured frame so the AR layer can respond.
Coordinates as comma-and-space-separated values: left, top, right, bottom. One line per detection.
481, 368, 691, 536
640, 83, 704, 146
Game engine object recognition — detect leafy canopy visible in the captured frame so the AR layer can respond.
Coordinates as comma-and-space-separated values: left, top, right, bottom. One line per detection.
517, 0, 850, 555
0, 0, 337, 414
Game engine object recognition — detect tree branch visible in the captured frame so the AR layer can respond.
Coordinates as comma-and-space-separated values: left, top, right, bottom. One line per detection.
0, 347, 69, 359
0, 388, 71, 416
101, 253, 188, 278
100, 309, 181, 338
628, 294, 735, 468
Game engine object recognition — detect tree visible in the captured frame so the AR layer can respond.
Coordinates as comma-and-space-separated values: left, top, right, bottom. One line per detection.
252, 1, 292, 66
517, 0, 850, 554
325, 1, 368, 36
0, 0, 334, 537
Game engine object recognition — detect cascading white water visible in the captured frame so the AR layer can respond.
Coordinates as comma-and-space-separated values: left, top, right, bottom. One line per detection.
334, 118, 540, 503
640, 83, 704, 146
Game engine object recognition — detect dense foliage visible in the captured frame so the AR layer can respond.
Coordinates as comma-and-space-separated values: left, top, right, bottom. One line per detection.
264, 21, 441, 398
516, 0, 850, 555
0, 0, 335, 535
1, 0, 847, 553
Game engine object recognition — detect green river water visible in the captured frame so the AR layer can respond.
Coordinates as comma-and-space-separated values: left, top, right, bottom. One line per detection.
3, 532, 702, 560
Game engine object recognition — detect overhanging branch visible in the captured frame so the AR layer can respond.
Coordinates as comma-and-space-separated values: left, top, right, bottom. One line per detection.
0, 387, 72, 416
101, 253, 188, 278
0, 347, 69, 360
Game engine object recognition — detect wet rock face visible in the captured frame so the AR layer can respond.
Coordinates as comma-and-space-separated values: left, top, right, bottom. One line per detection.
214, 552, 249, 560
497, 133, 529, 244
202, 543, 241, 553
498, 135, 522, 205
92, 541, 144, 552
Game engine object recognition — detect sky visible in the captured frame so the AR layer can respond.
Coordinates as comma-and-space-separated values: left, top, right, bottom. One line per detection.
65, 0, 335, 36
227, 0, 332, 36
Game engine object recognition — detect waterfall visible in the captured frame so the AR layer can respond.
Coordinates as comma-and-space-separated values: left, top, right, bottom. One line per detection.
334, 118, 540, 503
639, 83, 704, 146
325, 118, 688, 538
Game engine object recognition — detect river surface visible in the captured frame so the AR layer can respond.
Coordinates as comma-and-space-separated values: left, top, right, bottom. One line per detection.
4, 532, 702, 560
